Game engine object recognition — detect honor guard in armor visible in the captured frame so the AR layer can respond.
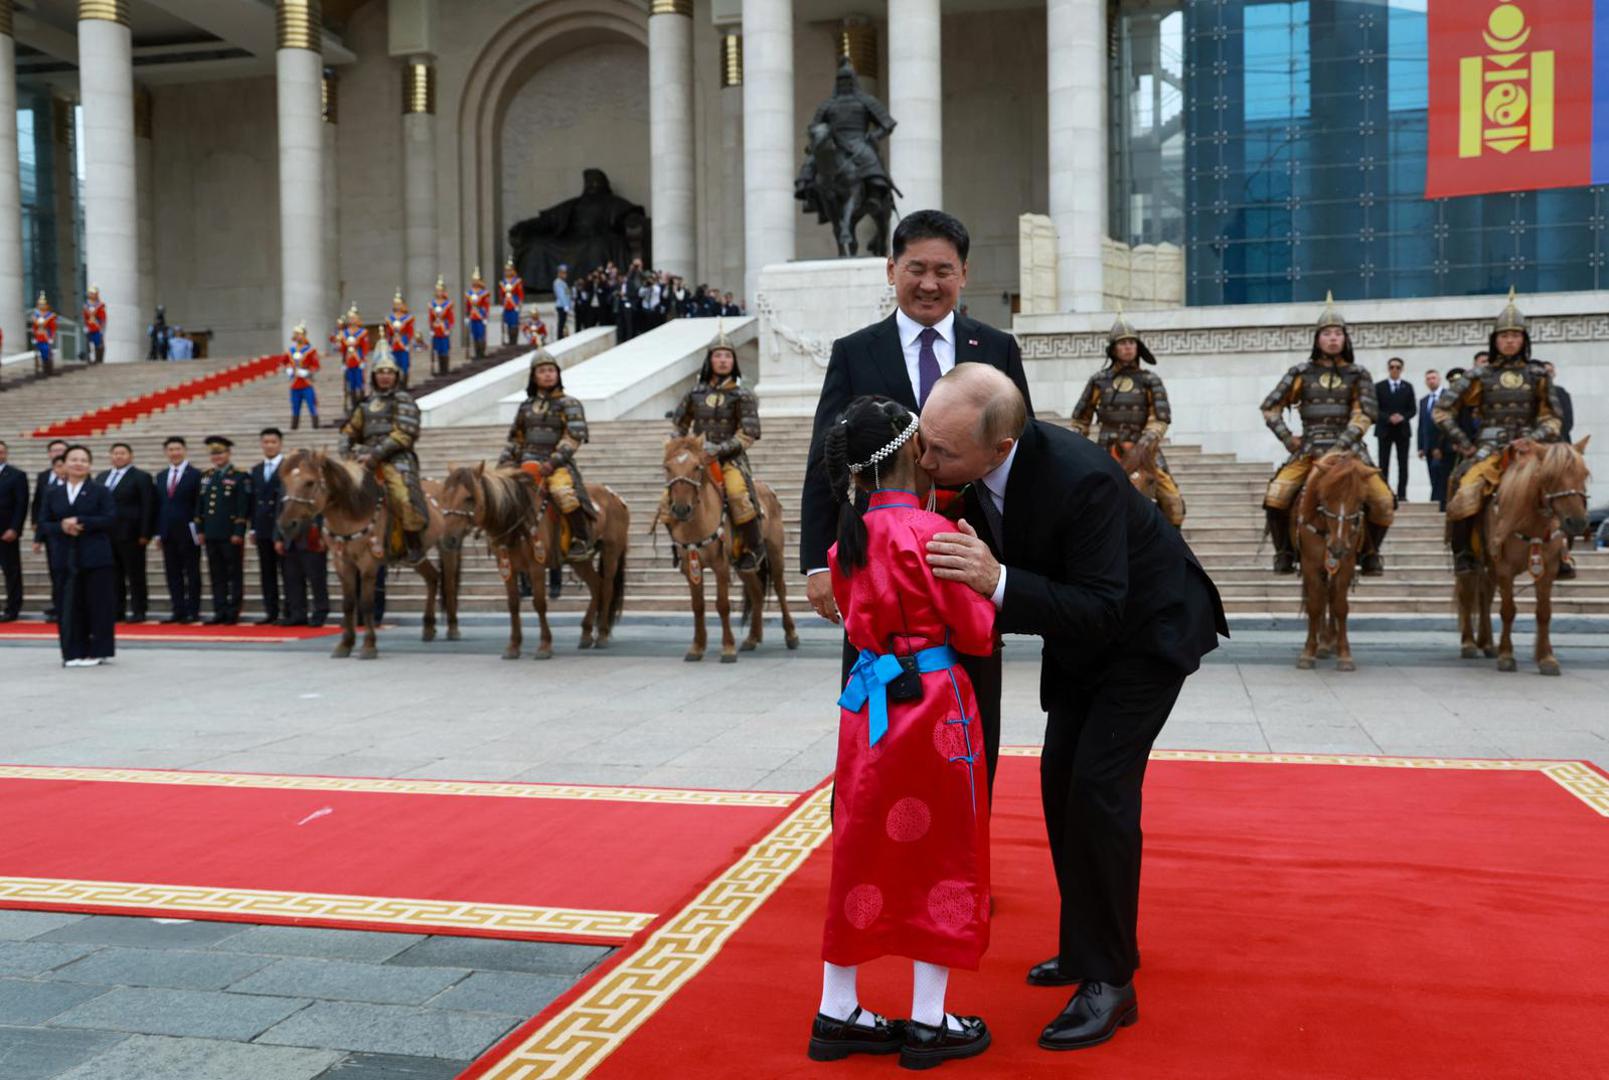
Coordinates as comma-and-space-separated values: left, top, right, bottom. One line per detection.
428, 276, 454, 376
1260, 293, 1395, 575
498, 257, 525, 347
384, 291, 416, 383
338, 352, 428, 563
665, 330, 765, 570
499, 351, 595, 559
1433, 288, 1567, 576
82, 286, 107, 364
1069, 310, 1185, 526
465, 268, 492, 360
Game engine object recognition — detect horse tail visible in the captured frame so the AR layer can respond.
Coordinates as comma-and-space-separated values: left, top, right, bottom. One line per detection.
744, 554, 771, 632
608, 551, 627, 632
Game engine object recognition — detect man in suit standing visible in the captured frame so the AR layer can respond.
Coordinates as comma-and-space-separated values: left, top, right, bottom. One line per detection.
1417, 369, 1451, 510
97, 442, 155, 622
30, 438, 69, 620
195, 436, 251, 625
1375, 356, 1415, 502
921, 364, 1226, 1052
277, 512, 330, 626
0, 440, 28, 621
38, 444, 117, 665
801, 209, 1035, 791
154, 436, 203, 623
249, 428, 286, 625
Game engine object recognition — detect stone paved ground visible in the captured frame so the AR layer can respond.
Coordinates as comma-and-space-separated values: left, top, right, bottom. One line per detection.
2, 618, 1606, 1076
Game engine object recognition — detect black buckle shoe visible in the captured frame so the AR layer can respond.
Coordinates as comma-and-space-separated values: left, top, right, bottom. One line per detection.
1039, 981, 1137, 1051
1360, 554, 1385, 577
1558, 558, 1577, 580
1454, 552, 1479, 574
1273, 551, 1297, 575
900, 1015, 990, 1070
1026, 956, 1080, 987
806, 1007, 903, 1062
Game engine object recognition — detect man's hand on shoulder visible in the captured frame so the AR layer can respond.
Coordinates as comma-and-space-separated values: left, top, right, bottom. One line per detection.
926, 519, 1000, 598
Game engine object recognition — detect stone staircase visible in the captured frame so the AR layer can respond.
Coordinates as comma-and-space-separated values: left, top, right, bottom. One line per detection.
2, 361, 1603, 621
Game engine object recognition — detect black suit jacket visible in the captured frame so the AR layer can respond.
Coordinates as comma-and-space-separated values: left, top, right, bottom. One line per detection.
38, 481, 116, 572
1375, 379, 1416, 434
800, 310, 1035, 570
250, 460, 285, 536
1417, 393, 1450, 455
97, 466, 156, 543
0, 465, 27, 536
154, 463, 203, 541
31, 469, 61, 532
974, 420, 1226, 708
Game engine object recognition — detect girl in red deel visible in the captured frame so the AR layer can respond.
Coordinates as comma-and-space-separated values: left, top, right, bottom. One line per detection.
808, 396, 994, 1071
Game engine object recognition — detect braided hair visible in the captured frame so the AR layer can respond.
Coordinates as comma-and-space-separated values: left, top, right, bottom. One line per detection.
821, 395, 916, 576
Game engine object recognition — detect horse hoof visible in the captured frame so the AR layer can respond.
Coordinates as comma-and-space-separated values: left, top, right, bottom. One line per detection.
357, 647, 378, 661
1460, 645, 1479, 660
330, 645, 352, 659
739, 640, 758, 653
1539, 659, 1561, 676
577, 638, 594, 650
1296, 656, 1316, 670
594, 638, 609, 651
1336, 659, 1357, 672
720, 652, 738, 664
684, 651, 703, 663
533, 648, 553, 661
1497, 656, 1517, 672
421, 627, 436, 643
502, 648, 521, 661
786, 634, 800, 651
446, 627, 462, 642
1315, 647, 1333, 660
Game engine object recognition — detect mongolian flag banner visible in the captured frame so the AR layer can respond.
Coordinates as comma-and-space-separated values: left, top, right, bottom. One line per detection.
1426, 0, 1603, 198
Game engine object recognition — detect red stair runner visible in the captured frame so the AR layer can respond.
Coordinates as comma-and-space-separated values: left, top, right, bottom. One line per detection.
32, 353, 286, 438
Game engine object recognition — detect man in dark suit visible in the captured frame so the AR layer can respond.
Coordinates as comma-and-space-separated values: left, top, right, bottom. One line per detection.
249, 427, 287, 624
801, 209, 1035, 792
1417, 369, 1451, 510
38, 445, 117, 665
97, 441, 156, 621
0, 440, 28, 621
277, 512, 330, 626
921, 364, 1226, 1053
1375, 356, 1415, 502
154, 435, 203, 623
30, 438, 69, 620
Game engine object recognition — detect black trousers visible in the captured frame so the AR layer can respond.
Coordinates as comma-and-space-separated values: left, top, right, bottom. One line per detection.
111, 535, 149, 618
204, 539, 245, 619
0, 537, 20, 617
255, 536, 282, 619
1427, 455, 1451, 509
839, 636, 1002, 797
281, 546, 329, 623
1042, 658, 1186, 987
1377, 426, 1411, 499
162, 534, 202, 619
59, 564, 115, 661
556, 309, 568, 340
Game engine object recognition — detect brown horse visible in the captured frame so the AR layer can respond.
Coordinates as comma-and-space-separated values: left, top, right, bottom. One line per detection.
1119, 438, 1161, 504
1456, 438, 1591, 675
1291, 453, 1375, 671
438, 464, 631, 659
275, 449, 456, 659
661, 434, 799, 662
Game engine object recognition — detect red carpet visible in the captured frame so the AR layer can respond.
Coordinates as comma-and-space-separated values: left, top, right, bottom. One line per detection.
0, 766, 802, 944
31, 353, 285, 438
0, 619, 340, 643
466, 752, 1609, 1079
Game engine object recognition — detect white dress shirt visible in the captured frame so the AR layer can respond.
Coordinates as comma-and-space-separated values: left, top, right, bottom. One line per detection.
106, 467, 126, 490
261, 454, 283, 481
978, 441, 1019, 608
66, 480, 83, 506
166, 463, 187, 490
895, 307, 956, 403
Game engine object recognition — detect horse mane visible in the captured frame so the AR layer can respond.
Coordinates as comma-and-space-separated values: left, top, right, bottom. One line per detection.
1492, 442, 1590, 544
1298, 453, 1372, 521
478, 465, 538, 540
320, 453, 379, 517
665, 433, 705, 461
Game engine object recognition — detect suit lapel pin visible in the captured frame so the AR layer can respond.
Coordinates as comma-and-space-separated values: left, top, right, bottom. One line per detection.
967, 339, 979, 347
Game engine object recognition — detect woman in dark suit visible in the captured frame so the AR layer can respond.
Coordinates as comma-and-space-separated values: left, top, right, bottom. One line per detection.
38, 445, 117, 667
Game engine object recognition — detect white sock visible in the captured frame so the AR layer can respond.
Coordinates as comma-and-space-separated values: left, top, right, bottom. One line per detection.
911, 961, 950, 1028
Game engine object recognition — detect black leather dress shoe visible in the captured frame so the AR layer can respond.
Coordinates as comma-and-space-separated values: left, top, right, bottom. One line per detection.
806, 1007, 903, 1062
203, 615, 227, 626
127, 613, 146, 624
1039, 981, 1137, 1051
1027, 956, 1080, 987
900, 1015, 989, 1070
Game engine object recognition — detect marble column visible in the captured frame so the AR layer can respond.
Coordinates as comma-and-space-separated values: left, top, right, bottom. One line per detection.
742, 0, 794, 303
276, 0, 327, 348
322, 68, 340, 311
134, 84, 154, 325
0, 4, 22, 356
885, 0, 943, 213
649, 1, 696, 278
1048, 0, 1106, 312
719, 28, 745, 299
402, 59, 436, 313
79, 0, 139, 361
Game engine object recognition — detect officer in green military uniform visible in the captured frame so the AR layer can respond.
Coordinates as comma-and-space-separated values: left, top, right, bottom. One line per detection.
195, 435, 252, 624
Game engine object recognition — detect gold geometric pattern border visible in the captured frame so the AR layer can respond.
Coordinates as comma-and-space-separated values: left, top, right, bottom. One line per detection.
474, 786, 835, 1080
0, 765, 798, 808
0, 876, 653, 940
1000, 746, 1609, 818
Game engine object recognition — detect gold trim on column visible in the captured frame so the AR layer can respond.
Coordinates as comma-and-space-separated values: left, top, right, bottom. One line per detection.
276, 0, 322, 52
838, 16, 877, 80
719, 30, 742, 89
402, 61, 435, 115
650, 0, 693, 15
132, 85, 152, 139
322, 67, 338, 123
78, 0, 129, 24
0, 1, 14, 39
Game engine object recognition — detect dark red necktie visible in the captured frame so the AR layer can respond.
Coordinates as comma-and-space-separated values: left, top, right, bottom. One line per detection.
917, 326, 941, 407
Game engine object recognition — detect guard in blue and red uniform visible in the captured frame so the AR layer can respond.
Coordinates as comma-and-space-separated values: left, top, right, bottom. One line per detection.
30, 293, 58, 376
82, 286, 107, 364
285, 323, 321, 430
384, 291, 416, 385
498, 258, 524, 347
465, 267, 492, 361
428, 275, 454, 377
337, 305, 369, 414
